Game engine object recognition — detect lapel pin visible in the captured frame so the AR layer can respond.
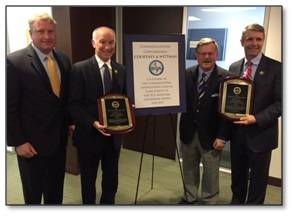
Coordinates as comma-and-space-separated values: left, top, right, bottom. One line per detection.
114, 69, 118, 74
259, 71, 265, 75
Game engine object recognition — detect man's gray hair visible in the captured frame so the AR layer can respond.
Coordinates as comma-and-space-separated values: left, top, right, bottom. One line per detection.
28, 13, 56, 31
92, 26, 116, 41
196, 38, 219, 52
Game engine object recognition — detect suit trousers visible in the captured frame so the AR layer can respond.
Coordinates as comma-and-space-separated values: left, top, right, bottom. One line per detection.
230, 132, 272, 204
181, 131, 221, 204
17, 147, 66, 204
77, 137, 120, 204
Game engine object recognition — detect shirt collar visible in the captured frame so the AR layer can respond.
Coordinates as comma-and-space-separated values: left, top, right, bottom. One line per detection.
198, 65, 214, 79
95, 55, 112, 70
245, 52, 262, 66
31, 43, 53, 61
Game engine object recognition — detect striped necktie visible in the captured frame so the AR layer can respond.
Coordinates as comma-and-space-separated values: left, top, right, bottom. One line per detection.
198, 73, 207, 100
243, 61, 253, 80
103, 64, 112, 94
47, 55, 60, 97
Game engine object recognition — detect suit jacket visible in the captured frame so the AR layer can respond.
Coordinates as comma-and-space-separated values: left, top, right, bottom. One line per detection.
229, 54, 282, 152
179, 65, 229, 150
68, 56, 126, 151
6, 45, 71, 156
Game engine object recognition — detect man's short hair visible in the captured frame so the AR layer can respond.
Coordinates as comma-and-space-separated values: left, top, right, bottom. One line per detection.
92, 26, 116, 41
196, 38, 219, 52
241, 23, 265, 40
28, 13, 56, 31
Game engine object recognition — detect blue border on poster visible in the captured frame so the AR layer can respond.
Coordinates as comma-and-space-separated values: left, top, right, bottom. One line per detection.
125, 34, 186, 116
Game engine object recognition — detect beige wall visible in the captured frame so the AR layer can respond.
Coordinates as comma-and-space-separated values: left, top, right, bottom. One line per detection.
264, 6, 282, 179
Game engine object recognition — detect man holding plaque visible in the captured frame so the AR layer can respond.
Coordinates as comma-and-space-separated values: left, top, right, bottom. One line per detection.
179, 38, 229, 204
68, 26, 126, 204
228, 24, 282, 204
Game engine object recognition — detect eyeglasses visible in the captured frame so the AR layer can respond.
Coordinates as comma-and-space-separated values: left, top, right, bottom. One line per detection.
197, 52, 215, 57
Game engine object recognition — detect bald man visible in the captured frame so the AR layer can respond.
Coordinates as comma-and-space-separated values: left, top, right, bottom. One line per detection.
68, 26, 126, 204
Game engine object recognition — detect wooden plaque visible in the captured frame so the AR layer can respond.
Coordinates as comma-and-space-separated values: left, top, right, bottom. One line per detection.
98, 94, 135, 134
219, 77, 253, 121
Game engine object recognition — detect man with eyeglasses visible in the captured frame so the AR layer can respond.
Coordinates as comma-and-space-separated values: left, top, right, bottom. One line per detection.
179, 37, 229, 204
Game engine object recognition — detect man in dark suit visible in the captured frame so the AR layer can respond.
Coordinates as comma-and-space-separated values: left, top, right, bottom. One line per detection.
229, 23, 282, 204
6, 13, 72, 204
179, 38, 229, 204
68, 26, 126, 204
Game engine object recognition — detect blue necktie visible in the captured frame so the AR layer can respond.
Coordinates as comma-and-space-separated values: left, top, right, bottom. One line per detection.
198, 73, 207, 100
103, 64, 112, 94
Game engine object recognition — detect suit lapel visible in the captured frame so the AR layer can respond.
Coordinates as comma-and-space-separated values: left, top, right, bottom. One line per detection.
28, 46, 52, 93
53, 51, 67, 99
193, 66, 199, 93
90, 56, 104, 97
199, 66, 219, 101
253, 55, 267, 84
203, 67, 217, 98
191, 66, 199, 104
111, 61, 123, 93
235, 59, 245, 77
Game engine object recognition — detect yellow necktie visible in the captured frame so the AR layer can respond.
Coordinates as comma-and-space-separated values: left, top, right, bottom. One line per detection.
47, 55, 60, 97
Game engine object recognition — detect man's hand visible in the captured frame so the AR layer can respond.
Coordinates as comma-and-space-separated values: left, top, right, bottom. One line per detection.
213, 138, 225, 151
234, 114, 256, 125
93, 121, 111, 136
15, 142, 38, 158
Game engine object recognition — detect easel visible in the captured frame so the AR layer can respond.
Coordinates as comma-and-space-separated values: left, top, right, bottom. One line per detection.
134, 114, 187, 204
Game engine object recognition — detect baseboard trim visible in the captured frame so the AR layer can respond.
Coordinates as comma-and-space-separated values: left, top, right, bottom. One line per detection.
268, 176, 282, 187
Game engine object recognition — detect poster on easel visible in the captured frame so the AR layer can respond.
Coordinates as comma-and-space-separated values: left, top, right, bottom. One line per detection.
125, 34, 186, 116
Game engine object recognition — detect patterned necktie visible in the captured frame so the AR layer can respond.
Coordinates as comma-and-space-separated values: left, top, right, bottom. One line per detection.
47, 55, 60, 97
198, 73, 207, 100
103, 64, 112, 94
243, 61, 253, 80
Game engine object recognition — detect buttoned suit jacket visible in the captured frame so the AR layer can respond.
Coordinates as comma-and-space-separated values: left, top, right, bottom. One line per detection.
68, 56, 126, 152
6, 45, 71, 156
179, 65, 229, 150
229, 54, 282, 152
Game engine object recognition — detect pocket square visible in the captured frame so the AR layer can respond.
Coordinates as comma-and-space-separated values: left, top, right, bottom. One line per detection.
211, 93, 219, 98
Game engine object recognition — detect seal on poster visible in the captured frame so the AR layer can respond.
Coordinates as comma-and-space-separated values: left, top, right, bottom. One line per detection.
149, 60, 164, 76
